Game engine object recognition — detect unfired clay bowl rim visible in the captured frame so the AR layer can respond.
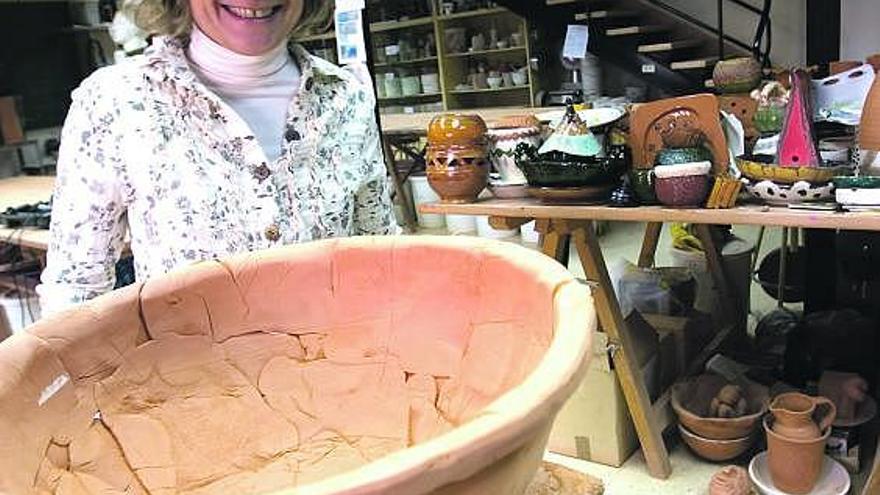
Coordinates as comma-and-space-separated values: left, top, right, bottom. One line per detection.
284, 237, 596, 494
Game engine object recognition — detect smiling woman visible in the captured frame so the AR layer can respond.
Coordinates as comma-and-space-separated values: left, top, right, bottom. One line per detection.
38, 0, 398, 315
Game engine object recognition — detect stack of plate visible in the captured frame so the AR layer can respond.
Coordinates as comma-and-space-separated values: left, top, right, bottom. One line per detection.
833, 176, 880, 211
737, 155, 852, 206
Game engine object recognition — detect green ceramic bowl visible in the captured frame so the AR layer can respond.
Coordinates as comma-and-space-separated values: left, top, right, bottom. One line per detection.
655, 147, 714, 166
516, 157, 625, 187
833, 176, 880, 189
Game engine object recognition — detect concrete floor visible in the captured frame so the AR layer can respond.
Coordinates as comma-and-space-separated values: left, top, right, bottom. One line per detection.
415, 220, 805, 493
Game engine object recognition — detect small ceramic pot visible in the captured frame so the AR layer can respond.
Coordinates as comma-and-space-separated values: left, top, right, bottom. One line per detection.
712, 57, 763, 94
753, 105, 785, 135
488, 126, 541, 184
655, 147, 714, 166
512, 71, 528, 86
401, 76, 422, 97
426, 114, 490, 203
653, 162, 711, 207
628, 169, 657, 204
420, 73, 440, 94
487, 76, 503, 89
384, 74, 402, 98
765, 415, 832, 494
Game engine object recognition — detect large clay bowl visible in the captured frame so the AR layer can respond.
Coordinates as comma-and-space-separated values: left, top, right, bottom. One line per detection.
0, 237, 596, 495
672, 374, 770, 440
679, 425, 755, 462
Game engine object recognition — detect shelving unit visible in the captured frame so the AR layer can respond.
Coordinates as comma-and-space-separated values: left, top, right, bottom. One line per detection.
292, 1, 538, 114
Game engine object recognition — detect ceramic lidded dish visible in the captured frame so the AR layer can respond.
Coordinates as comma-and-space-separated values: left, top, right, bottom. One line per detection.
653, 162, 712, 207
0, 237, 596, 495
672, 374, 770, 440
426, 114, 491, 203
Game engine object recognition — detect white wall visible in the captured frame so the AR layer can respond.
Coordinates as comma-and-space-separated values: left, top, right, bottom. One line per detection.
655, 0, 806, 67
841, 0, 880, 61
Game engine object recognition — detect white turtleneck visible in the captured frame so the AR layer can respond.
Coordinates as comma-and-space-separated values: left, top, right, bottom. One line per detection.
187, 27, 300, 163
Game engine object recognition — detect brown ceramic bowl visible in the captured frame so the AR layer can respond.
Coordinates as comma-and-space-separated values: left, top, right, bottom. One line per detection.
679, 425, 756, 462
672, 374, 769, 440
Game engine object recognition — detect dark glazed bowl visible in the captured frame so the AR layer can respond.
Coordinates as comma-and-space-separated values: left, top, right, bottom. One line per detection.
629, 169, 657, 204
516, 158, 625, 187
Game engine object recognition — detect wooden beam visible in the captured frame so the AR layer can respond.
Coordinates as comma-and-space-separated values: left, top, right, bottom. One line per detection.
572, 222, 672, 479
638, 223, 663, 268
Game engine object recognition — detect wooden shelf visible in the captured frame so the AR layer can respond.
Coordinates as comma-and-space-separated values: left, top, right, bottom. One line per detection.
437, 7, 508, 21
375, 56, 439, 68
445, 46, 526, 58
449, 85, 530, 95
370, 16, 434, 33
379, 92, 443, 102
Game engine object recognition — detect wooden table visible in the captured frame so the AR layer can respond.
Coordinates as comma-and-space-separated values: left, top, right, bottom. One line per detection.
0, 175, 54, 251
422, 198, 880, 484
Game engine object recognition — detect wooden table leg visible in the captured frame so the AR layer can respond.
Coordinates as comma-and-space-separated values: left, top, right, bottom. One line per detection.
638, 223, 663, 268
572, 221, 673, 479
382, 137, 418, 233
536, 219, 571, 266
694, 224, 742, 331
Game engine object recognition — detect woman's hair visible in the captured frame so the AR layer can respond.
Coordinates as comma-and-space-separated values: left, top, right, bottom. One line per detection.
122, 0, 333, 38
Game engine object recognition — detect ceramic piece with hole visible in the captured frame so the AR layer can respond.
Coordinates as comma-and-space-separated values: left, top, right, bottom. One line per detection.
742, 178, 835, 205
737, 155, 853, 184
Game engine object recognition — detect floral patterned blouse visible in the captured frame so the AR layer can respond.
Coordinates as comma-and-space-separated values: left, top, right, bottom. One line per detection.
38, 36, 398, 315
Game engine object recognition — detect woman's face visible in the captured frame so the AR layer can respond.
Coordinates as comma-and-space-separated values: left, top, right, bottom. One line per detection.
190, 0, 304, 55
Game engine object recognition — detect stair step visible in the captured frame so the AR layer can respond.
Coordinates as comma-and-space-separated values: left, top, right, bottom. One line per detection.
606, 25, 666, 37
637, 39, 702, 54
546, 0, 601, 5
575, 10, 638, 21
670, 57, 719, 70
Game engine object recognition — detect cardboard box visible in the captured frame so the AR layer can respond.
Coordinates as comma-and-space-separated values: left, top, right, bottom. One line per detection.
643, 312, 713, 374
548, 321, 662, 467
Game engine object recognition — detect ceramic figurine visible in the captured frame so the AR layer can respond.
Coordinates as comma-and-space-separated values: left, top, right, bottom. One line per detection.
765, 392, 837, 494
776, 69, 822, 167
426, 114, 491, 203
709, 466, 751, 495
538, 105, 602, 158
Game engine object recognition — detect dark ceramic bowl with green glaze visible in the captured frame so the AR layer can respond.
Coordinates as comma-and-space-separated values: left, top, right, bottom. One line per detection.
655, 147, 714, 166
516, 158, 626, 187
833, 176, 880, 190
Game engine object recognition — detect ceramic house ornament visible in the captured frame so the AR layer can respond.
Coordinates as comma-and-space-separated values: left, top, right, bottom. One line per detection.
776, 69, 823, 167
538, 105, 602, 158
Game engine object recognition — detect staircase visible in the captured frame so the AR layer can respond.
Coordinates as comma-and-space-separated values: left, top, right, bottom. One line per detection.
542, 0, 773, 95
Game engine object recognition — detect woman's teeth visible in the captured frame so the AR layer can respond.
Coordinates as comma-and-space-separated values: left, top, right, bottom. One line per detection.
225, 6, 277, 19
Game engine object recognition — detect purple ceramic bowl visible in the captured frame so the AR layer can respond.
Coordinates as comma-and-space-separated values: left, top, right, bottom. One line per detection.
653, 162, 711, 207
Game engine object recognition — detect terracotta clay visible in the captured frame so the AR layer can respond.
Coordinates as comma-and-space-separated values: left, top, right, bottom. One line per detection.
764, 415, 831, 495
861, 74, 880, 151
708, 465, 751, 495
769, 392, 836, 441
718, 95, 758, 139
678, 425, 754, 462
0, 237, 596, 495
818, 371, 869, 423
629, 94, 730, 174
671, 374, 769, 440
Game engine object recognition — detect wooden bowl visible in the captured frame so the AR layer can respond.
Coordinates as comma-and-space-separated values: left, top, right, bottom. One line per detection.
679, 425, 756, 462
672, 374, 769, 440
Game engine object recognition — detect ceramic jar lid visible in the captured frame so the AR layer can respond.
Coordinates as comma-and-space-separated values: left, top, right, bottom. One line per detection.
654, 161, 712, 179
427, 114, 488, 147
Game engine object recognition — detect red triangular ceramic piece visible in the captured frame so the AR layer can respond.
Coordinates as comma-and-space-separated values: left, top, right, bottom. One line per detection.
776, 69, 822, 167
